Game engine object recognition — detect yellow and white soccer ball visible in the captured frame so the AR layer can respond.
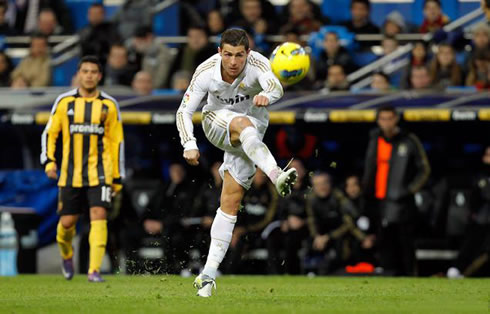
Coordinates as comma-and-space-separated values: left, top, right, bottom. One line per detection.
270, 42, 310, 85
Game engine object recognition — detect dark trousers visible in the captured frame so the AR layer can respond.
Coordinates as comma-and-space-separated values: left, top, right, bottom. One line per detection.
455, 223, 490, 276
378, 222, 415, 276
266, 227, 308, 274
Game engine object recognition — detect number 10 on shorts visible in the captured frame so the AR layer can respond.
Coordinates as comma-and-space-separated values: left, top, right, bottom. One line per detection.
101, 186, 112, 202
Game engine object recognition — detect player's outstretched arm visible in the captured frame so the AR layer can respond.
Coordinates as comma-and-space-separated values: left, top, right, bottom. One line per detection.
176, 63, 210, 165
255, 54, 284, 106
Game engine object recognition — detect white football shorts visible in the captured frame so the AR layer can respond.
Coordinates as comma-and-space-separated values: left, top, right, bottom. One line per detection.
202, 109, 268, 190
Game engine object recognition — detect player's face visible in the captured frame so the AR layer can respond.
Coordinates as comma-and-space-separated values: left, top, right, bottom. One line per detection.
78, 62, 101, 91
219, 44, 249, 79
377, 111, 398, 135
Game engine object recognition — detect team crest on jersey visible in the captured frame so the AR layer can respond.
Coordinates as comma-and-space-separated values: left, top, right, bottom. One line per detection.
398, 144, 408, 156
100, 107, 108, 123
239, 83, 246, 90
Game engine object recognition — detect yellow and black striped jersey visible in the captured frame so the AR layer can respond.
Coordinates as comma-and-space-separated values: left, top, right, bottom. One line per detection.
40, 88, 125, 187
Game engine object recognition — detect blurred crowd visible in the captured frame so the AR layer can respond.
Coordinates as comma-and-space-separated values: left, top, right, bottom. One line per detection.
0, 0, 488, 93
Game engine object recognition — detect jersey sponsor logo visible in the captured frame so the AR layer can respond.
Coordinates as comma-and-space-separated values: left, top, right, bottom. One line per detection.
216, 94, 250, 105
69, 123, 105, 135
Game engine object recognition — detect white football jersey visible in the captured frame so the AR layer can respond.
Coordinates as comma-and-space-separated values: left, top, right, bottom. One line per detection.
176, 50, 284, 151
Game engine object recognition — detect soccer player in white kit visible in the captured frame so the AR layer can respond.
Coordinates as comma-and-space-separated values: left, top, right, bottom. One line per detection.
176, 29, 297, 297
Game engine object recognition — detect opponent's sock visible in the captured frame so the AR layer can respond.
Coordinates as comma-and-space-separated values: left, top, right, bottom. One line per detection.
202, 208, 237, 279
239, 126, 280, 183
88, 219, 108, 274
56, 222, 76, 260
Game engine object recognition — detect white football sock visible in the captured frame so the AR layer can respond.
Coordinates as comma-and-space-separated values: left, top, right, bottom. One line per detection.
239, 126, 280, 183
202, 208, 237, 279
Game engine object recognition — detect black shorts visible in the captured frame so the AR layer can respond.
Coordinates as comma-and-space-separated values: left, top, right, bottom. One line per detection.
58, 185, 112, 215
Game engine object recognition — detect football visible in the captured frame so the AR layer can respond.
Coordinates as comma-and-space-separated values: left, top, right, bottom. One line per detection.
270, 42, 310, 85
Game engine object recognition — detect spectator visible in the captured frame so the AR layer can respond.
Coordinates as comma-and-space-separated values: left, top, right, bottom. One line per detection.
104, 44, 136, 87
315, 32, 356, 82
132, 71, 153, 96
381, 36, 399, 55
234, 0, 276, 35
370, 72, 392, 92
11, 0, 73, 35
401, 41, 430, 89
343, 175, 376, 264
112, 0, 157, 40
465, 49, 490, 90
447, 145, 490, 278
11, 34, 51, 87
429, 44, 463, 88
362, 105, 430, 276
271, 159, 309, 274
342, 0, 379, 34
126, 26, 174, 89
167, 25, 216, 87
0, 51, 13, 86
464, 23, 490, 72
305, 172, 356, 274
143, 163, 198, 273
207, 9, 225, 36
324, 64, 350, 92
226, 169, 278, 274
35, 8, 64, 36
379, 36, 406, 74
420, 0, 449, 33
79, 3, 120, 67
409, 65, 433, 90
279, 0, 323, 36
483, 0, 490, 25
0, 1, 14, 35
171, 70, 192, 92
382, 11, 407, 36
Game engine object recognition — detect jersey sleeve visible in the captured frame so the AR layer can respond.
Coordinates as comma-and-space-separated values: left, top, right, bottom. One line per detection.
176, 65, 209, 151
254, 54, 284, 104
106, 99, 125, 183
40, 97, 65, 171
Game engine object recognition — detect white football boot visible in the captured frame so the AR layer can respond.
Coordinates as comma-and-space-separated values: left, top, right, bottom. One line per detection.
193, 273, 217, 297
274, 167, 298, 197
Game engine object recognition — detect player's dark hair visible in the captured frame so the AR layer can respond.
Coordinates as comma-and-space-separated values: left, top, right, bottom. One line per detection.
350, 0, 370, 10
220, 28, 249, 50
78, 55, 102, 72
424, 0, 441, 7
90, 3, 104, 9
376, 104, 397, 119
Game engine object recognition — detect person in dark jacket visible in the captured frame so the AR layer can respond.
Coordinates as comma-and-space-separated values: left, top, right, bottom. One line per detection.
167, 25, 216, 87
315, 32, 356, 82
447, 145, 490, 278
267, 159, 309, 274
306, 172, 358, 274
362, 104, 431, 276
79, 3, 121, 67
143, 163, 198, 273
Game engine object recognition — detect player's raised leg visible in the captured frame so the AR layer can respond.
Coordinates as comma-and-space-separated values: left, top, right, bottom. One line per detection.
230, 116, 297, 197
194, 171, 244, 297
57, 214, 78, 280
87, 206, 108, 282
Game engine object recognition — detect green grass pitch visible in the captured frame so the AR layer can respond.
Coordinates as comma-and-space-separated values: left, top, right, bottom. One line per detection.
0, 275, 488, 313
